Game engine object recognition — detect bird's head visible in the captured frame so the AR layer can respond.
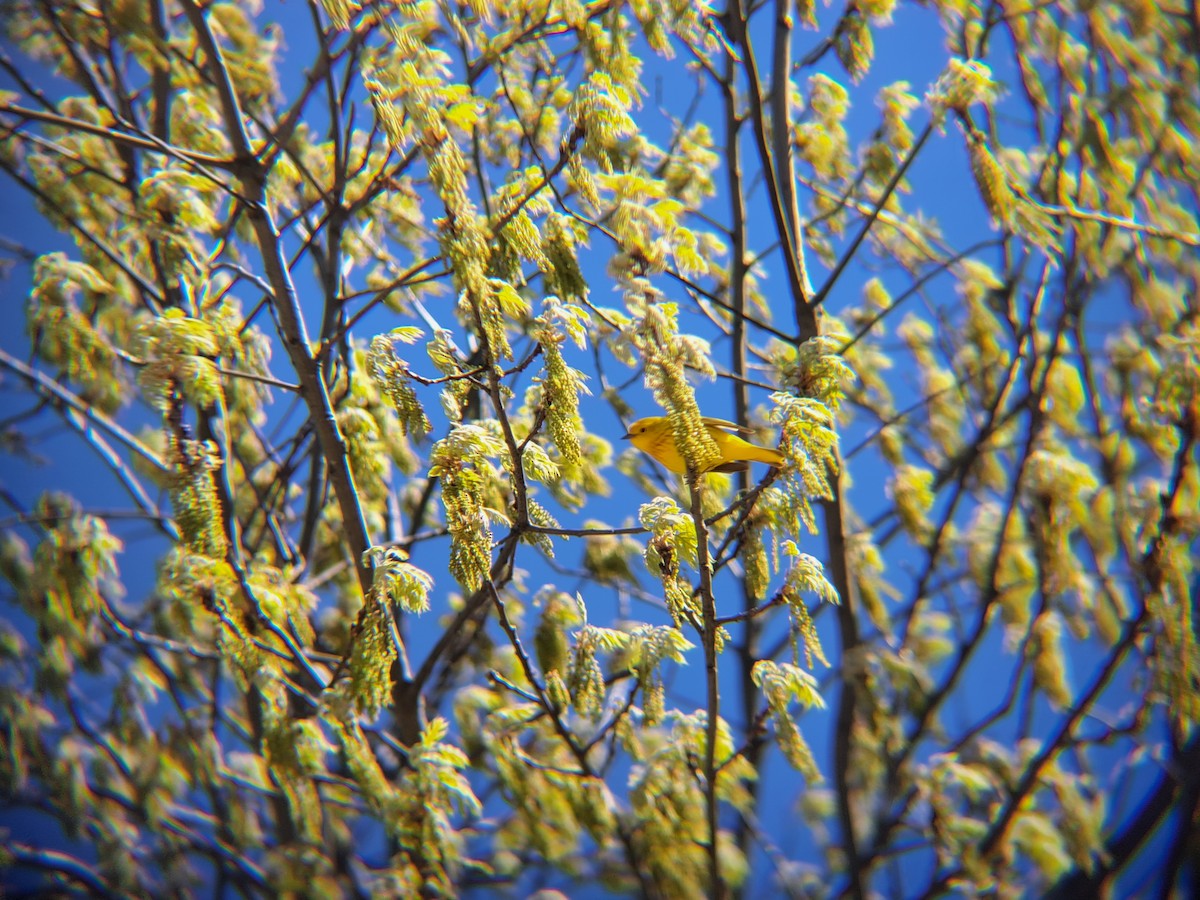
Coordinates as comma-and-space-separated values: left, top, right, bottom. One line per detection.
622, 417, 660, 440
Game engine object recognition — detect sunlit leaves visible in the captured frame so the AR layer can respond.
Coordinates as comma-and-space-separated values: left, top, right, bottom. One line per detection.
795, 74, 853, 186
770, 392, 842, 533
581, 526, 641, 587
1146, 535, 1200, 733
897, 314, 965, 462
836, 7, 874, 84
568, 622, 621, 718
532, 297, 591, 476
600, 171, 708, 276
343, 593, 398, 718
532, 590, 578, 681
741, 514, 770, 600
565, 70, 638, 193
1011, 810, 1073, 882
489, 169, 550, 266
968, 131, 1017, 230
959, 275, 1013, 402
22, 496, 122, 673
623, 623, 694, 724
154, 548, 234, 642
863, 81, 918, 186
261, 681, 325, 841
369, 328, 433, 439
848, 531, 893, 632
316, 0, 361, 32
661, 122, 719, 207
1024, 445, 1099, 606
135, 309, 222, 412
141, 168, 221, 271
626, 712, 753, 895
430, 424, 504, 591
541, 213, 589, 301
375, 717, 483, 893
1153, 327, 1200, 419
366, 546, 434, 615
522, 498, 560, 556
484, 707, 610, 871
753, 660, 825, 781
776, 334, 855, 415
780, 544, 838, 669
365, 40, 513, 361
891, 463, 935, 541
927, 58, 1004, 125
337, 406, 391, 504
27, 253, 127, 414
520, 441, 560, 486
967, 501, 1035, 635
1029, 611, 1073, 709
922, 750, 999, 885
639, 496, 701, 627
165, 438, 227, 559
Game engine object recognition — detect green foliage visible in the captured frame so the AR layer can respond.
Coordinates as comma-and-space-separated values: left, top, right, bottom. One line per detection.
769, 391, 842, 533
927, 58, 1004, 124
18, 496, 122, 687
165, 438, 228, 559
27, 254, 128, 414
623, 623, 695, 725
623, 710, 755, 894
753, 660, 825, 781
367, 546, 434, 615
343, 590, 398, 719
835, 7, 874, 84
780, 544, 838, 670
368, 328, 433, 439
639, 496, 702, 628
136, 310, 223, 410
429, 424, 504, 592
532, 297, 591, 476
393, 718, 484, 892
1, 0, 1198, 896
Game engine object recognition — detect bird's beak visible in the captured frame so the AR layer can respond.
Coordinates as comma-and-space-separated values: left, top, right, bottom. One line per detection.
621, 431, 631, 440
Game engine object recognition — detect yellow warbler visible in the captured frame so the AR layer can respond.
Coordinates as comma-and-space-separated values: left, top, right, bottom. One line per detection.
623, 416, 785, 474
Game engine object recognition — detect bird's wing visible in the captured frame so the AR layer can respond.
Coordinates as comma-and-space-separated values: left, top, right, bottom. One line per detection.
700, 416, 753, 434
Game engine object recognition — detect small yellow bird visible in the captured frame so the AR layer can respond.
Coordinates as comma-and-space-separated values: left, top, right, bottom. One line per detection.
623, 416, 785, 474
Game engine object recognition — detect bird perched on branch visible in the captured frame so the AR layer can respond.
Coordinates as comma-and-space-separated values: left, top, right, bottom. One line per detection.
623, 416, 785, 474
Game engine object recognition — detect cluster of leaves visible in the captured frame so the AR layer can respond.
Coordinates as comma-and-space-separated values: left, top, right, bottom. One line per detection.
0, 0, 1197, 898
